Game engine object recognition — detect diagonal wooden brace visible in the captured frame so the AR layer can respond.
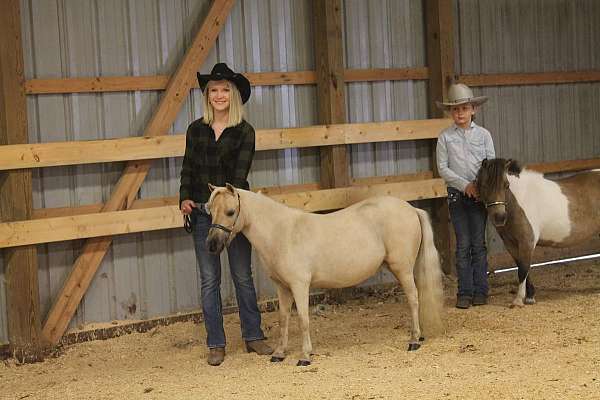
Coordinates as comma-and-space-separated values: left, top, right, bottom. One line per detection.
42, 0, 236, 345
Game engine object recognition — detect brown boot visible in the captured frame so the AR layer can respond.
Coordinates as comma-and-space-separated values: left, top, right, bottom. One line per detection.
207, 347, 225, 366
245, 339, 273, 355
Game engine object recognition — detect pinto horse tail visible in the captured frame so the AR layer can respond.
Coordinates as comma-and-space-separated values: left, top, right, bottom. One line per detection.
413, 208, 445, 337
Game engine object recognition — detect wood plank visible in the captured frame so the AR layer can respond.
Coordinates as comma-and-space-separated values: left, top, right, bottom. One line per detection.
459, 71, 600, 87
41, 0, 236, 346
31, 173, 432, 220
351, 171, 434, 186
344, 67, 429, 82
25, 69, 600, 96
0, 206, 182, 248
256, 119, 448, 150
526, 158, 600, 174
0, 135, 183, 170
0, 119, 449, 170
425, 0, 455, 276
314, 0, 349, 189
272, 179, 447, 212
0, 0, 43, 362
1, 180, 447, 248
25, 71, 317, 94
24, 68, 430, 95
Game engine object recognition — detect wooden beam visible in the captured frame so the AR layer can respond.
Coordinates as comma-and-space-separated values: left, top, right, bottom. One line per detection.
425, 0, 455, 276
41, 0, 236, 345
0, 119, 449, 170
31, 172, 433, 220
344, 67, 429, 82
314, 0, 349, 189
1, 179, 447, 248
24, 68, 430, 95
526, 158, 600, 174
0, 0, 43, 362
351, 171, 434, 186
1, 206, 182, 248
272, 179, 447, 212
459, 71, 600, 87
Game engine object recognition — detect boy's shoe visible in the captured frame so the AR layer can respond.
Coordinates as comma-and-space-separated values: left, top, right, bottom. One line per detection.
245, 339, 273, 355
456, 296, 472, 309
207, 347, 225, 366
472, 295, 488, 306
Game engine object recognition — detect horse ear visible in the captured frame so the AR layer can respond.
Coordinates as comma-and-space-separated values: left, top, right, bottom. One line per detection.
225, 183, 236, 194
505, 159, 522, 177
208, 183, 216, 193
481, 158, 488, 167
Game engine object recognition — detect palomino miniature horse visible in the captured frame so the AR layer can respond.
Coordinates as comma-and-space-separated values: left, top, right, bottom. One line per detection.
205, 184, 444, 366
476, 158, 600, 307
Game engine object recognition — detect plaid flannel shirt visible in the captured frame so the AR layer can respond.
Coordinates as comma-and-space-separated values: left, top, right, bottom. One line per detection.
179, 118, 255, 206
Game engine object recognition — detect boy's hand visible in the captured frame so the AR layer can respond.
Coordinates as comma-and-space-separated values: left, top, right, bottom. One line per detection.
464, 182, 479, 199
180, 200, 196, 215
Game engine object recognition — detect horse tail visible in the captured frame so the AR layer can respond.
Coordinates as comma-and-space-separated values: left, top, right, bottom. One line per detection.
414, 208, 445, 337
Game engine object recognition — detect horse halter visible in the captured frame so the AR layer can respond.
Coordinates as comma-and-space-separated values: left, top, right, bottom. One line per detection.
209, 192, 241, 236
485, 201, 507, 209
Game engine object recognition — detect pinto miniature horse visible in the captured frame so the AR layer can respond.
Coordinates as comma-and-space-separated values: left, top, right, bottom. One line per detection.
205, 184, 444, 366
476, 158, 600, 307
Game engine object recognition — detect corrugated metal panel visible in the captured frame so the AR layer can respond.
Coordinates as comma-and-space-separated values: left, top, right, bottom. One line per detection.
343, 0, 430, 286
19, 0, 317, 332
457, 0, 600, 259
0, 255, 7, 344
10, 0, 599, 339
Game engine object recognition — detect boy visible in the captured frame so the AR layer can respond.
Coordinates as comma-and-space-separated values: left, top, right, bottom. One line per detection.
436, 83, 495, 309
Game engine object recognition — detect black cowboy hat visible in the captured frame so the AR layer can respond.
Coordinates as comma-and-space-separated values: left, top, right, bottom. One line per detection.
196, 63, 251, 104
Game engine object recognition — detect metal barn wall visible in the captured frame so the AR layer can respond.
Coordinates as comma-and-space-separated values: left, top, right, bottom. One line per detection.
2, 0, 599, 344
343, 0, 431, 287
456, 0, 600, 260
14, 0, 320, 339
0, 0, 433, 343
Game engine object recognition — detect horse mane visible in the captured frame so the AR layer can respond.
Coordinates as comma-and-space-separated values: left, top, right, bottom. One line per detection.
479, 158, 506, 189
479, 158, 523, 189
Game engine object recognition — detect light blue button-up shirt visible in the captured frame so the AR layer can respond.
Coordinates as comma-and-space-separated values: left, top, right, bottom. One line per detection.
436, 121, 495, 192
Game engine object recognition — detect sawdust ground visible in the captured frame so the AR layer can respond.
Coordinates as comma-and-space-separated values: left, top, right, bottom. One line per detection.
2, 260, 600, 400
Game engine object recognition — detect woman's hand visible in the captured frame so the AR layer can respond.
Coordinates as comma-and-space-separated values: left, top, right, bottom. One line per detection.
464, 182, 479, 199
180, 200, 196, 215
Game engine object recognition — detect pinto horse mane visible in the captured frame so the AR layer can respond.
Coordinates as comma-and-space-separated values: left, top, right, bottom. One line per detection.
477, 158, 522, 189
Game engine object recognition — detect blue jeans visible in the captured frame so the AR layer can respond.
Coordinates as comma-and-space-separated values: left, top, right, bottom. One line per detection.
447, 188, 489, 298
191, 207, 265, 348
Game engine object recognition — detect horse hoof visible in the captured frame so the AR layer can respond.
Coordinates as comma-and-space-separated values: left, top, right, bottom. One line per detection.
419, 337, 425, 342
296, 360, 311, 367
524, 297, 536, 305
407, 343, 421, 351
270, 356, 285, 363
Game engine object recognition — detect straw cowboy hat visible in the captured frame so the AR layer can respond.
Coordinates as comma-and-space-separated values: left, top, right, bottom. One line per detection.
197, 63, 251, 104
436, 83, 488, 110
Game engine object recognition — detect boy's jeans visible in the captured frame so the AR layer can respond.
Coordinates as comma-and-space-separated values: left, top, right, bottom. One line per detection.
447, 188, 489, 299
191, 207, 265, 348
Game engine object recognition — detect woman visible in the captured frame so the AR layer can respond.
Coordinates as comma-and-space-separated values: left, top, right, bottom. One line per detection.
180, 63, 272, 366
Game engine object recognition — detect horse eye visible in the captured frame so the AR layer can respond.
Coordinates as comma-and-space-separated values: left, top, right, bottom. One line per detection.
226, 209, 235, 217
504, 182, 510, 189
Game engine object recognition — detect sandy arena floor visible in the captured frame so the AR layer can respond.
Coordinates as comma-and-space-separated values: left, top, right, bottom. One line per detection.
1, 260, 600, 400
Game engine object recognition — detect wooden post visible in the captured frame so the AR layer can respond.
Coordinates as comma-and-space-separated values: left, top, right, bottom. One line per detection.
41, 0, 236, 345
425, 0, 455, 276
313, 0, 349, 188
0, 0, 44, 362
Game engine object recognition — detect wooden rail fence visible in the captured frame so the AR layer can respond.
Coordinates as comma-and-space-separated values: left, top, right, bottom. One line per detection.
0, 119, 452, 248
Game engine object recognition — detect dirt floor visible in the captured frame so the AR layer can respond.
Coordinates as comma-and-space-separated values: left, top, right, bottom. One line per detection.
2, 260, 600, 400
